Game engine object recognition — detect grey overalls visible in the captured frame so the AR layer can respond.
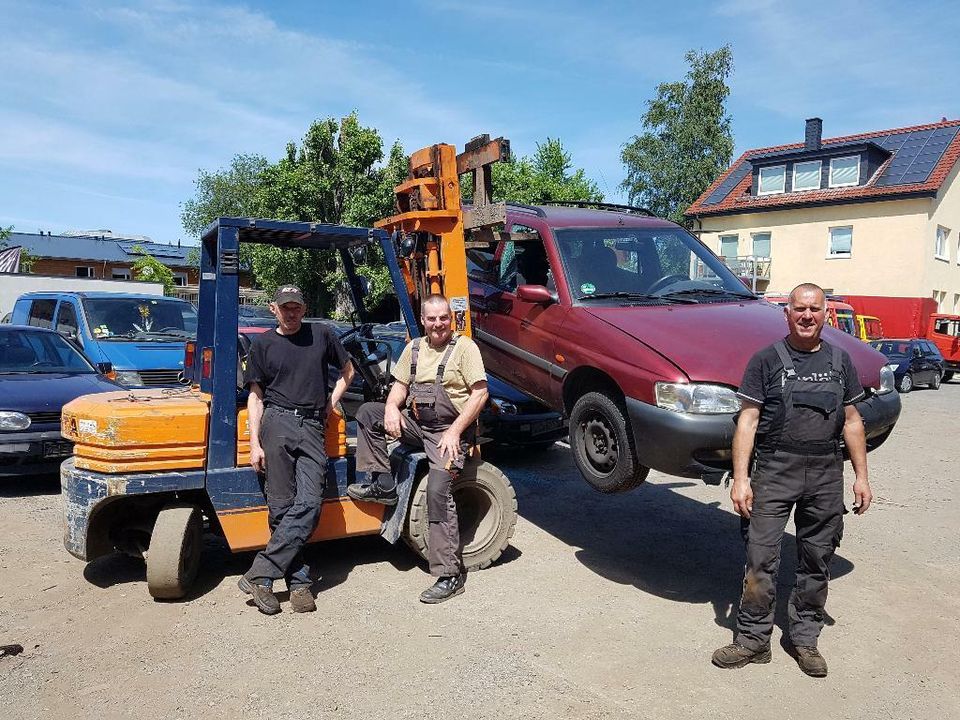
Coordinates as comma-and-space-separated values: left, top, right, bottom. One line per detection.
736, 340, 847, 651
356, 336, 476, 576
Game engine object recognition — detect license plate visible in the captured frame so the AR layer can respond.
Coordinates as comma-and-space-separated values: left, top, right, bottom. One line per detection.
529, 419, 563, 435
42, 440, 73, 458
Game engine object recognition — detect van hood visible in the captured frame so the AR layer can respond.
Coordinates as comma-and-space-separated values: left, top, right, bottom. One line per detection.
95, 341, 186, 371
583, 300, 887, 388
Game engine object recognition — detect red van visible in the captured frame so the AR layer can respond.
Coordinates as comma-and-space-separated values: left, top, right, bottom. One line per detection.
928, 314, 960, 381
467, 202, 901, 492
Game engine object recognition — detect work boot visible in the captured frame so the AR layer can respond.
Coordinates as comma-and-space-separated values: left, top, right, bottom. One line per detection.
238, 576, 280, 615
419, 573, 466, 604
793, 646, 828, 677
289, 587, 317, 613
346, 482, 398, 506
711, 642, 772, 669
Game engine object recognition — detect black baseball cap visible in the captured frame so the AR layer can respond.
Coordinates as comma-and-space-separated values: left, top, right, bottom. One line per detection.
273, 285, 305, 306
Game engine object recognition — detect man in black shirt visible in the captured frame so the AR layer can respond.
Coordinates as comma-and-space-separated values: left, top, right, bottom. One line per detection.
238, 285, 354, 615
712, 283, 872, 677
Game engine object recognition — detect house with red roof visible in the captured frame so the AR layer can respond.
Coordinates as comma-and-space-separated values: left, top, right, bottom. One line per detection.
686, 118, 960, 313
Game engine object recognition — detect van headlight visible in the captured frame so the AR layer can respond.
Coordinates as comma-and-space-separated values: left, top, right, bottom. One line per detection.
878, 366, 895, 395
0, 411, 32, 431
113, 370, 143, 387
655, 383, 741, 414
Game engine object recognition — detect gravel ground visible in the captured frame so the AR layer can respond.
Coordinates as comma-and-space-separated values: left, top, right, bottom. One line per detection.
1, 384, 958, 720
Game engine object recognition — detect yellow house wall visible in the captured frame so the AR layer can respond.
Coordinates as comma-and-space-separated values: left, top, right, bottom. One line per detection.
926, 161, 960, 313
696, 197, 942, 297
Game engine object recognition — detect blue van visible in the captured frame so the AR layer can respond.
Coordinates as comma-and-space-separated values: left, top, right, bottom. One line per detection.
11, 292, 197, 387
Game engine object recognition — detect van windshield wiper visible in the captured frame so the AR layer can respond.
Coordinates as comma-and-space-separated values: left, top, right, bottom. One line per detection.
578, 291, 698, 304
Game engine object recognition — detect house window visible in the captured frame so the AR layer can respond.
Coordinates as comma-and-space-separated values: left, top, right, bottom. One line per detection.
935, 226, 950, 261
751, 232, 771, 258
828, 226, 852, 257
792, 160, 822, 192
719, 235, 739, 260
112, 268, 131, 280
829, 155, 860, 187
172, 272, 188, 287
933, 290, 947, 312
75, 266, 95, 278
758, 165, 786, 195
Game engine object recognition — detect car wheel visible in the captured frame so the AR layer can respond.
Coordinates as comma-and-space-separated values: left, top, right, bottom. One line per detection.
403, 460, 517, 572
146, 503, 202, 600
931, 371, 942, 390
943, 371, 954, 382
570, 391, 649, 493
897, 373, 913, 393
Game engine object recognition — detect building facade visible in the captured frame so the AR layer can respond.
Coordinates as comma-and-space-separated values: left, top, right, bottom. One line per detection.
686, 118, 960, 313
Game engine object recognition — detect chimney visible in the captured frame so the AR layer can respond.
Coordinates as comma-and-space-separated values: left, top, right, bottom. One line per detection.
805, 118, 823, 151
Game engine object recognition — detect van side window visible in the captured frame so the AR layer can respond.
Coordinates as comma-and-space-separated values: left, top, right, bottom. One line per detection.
56, 302, 79, 336
27, 299, 56, 329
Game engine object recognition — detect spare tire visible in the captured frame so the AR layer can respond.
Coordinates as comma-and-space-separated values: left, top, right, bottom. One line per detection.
403, 461, 517, 571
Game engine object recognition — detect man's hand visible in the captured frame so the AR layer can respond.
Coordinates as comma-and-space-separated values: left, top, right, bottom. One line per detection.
852, 475, 872, 515
250, 444, 266, 474
437, 427, 462, 463
730, 477, 753, 519
384, 404, 407, 439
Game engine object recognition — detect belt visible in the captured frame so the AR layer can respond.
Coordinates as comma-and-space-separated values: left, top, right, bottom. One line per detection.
762, 440, 840, 456
265, 404, 325, 421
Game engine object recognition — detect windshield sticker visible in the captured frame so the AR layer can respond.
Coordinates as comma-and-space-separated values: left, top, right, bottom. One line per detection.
580, 282, 596, 295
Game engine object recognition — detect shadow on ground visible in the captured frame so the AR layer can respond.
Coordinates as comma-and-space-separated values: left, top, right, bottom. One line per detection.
0, 472, 60, 498
502, 444, 852, 638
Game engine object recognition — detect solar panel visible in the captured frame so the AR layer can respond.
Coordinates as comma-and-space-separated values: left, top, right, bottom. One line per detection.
703, 160, 752, 205
877, 125, 959, 186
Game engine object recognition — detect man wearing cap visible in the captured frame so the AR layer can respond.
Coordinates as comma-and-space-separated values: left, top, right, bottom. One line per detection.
346, 294, 488, 604
238, 285, 354, 615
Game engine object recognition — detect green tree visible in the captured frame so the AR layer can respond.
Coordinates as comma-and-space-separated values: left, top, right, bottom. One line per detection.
463, 138, 603, 205
131, 245, 176, 295
621, 46, 734, 224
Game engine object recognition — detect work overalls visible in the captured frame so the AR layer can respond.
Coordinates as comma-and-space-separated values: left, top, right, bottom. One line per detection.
356, 336, 476, 576
736, 341, 847, 651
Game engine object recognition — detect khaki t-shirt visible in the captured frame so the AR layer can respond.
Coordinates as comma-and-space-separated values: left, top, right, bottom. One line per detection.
392, 335, 486, 413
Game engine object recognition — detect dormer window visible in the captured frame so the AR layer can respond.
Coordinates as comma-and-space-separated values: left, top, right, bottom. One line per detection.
792, 160, 822, 192
829, 155, 860, 188
758, 165, 786, 195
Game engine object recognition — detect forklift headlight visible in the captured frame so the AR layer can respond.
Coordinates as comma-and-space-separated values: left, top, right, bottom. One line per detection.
113, 370, 143, 387
878, 366, 895, 395
655, 383, 741, 414
0, 411, 31, 431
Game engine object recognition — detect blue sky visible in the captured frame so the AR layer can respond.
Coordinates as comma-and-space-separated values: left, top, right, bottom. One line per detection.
2, 0, 959, 245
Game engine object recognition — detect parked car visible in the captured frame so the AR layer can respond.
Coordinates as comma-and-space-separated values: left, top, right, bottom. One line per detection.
237, 304, 276, 328
869, 338, 945, 392
11, 292, 196, 388
467, 202, 901, 491
0, 325, 121, 476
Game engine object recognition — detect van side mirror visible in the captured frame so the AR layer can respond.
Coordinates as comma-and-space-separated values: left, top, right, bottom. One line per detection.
517, 284, 556, 305
96, 361, 113, 375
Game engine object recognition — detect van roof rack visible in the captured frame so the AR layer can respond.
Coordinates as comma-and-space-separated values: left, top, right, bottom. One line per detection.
504, 202, 547, 217
539, 201, 655, 217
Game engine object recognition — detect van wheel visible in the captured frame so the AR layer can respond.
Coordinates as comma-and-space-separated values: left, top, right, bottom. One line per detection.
897, 373, 913, 393
146, 503, 202, 600
943, 371, 954, 382
570, 391, 649, 493
403, 461, 517, 571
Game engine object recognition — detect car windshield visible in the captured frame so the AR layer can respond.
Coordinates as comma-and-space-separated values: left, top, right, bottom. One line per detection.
870, 341, 912, 359
82, 297, 197, 341
0, 330, 96, 374
553, 227, 754, 302
835, 311, 857, 336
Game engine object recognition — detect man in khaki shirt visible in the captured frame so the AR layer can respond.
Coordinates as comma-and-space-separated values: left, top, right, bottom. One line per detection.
348, 294, 488, 603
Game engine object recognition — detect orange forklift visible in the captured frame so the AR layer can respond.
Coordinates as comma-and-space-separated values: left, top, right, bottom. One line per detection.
60, 136, 518, 599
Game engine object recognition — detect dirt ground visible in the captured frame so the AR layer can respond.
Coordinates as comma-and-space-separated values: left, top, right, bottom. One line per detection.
1, 384, 958, 720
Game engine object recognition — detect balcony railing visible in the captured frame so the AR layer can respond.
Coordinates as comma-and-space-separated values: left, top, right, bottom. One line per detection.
170, 285, 268, 306
722, 255, 770, 292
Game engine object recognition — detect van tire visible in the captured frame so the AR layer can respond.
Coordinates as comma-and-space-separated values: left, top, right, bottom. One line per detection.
403, 461, 517, 571
570, 391, 649, 493
146, 503, 202, 600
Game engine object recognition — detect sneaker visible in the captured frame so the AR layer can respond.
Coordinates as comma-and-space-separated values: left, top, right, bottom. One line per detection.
346, 482, 398, 506
289, 587, 317, 613
419, 574, 466, 604
711, 642, 772, 669
238, 576, 280, 615
794, 646, 828, 677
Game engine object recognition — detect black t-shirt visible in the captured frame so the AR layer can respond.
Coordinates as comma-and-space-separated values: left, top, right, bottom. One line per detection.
737, 338, 865, 437
244, 323, 350, 411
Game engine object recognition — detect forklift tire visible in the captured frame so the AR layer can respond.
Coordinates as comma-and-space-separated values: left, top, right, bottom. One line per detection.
146, 503, 203, 600
570, 391, 649, 493
403, 461, 517, 572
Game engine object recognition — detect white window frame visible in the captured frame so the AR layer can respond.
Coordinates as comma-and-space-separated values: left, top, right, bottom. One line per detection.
935, 226, 949, 262
827, 226, 853, 258
173, 272, 189, 287
718, 234, 739, 260
758, 165, 786, 195
751, 232, 772, 258
792, 160, 822, 192
828, 155, 860, 188
75, 266, 95, 278
112, 268, 131, 280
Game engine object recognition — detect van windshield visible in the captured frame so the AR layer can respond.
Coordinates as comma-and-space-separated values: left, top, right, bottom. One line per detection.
553, 227, 754, 303
82, 297, 197, 341
835, 311, 857, 336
